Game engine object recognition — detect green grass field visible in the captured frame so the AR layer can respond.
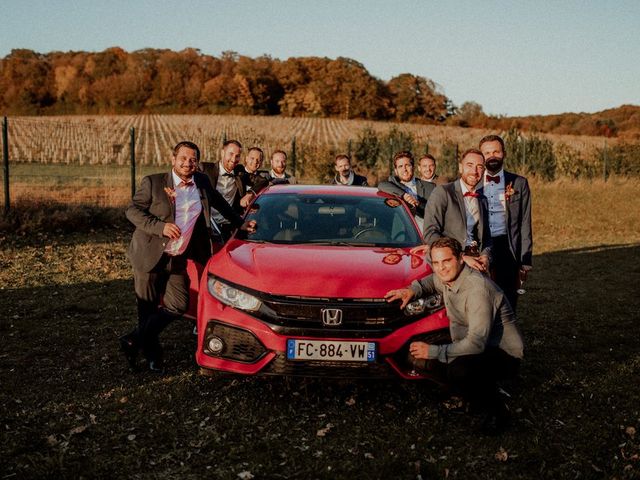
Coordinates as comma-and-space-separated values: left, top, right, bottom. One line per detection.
1, 180, 639, 479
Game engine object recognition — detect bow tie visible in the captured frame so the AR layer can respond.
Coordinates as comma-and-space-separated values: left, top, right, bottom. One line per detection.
464, 191, 479, 198
222, 172, 235, 177
486, 175, 500, 184
178, 180, 194, 187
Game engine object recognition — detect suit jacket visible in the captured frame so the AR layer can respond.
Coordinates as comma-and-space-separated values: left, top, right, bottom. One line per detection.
480, 171, 532, 267
243, 169, 270, 194
332, 173, 369, 186
423, 180, 492, 258
200, 162, 248, 214
377, 176, 436, 219
126, 171, 243, 272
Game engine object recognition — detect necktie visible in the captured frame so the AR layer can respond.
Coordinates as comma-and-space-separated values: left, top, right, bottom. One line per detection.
222, 172, 235, 177
486, 175, 500, 183
178, 180, 194, 187
464, 192, 480, 224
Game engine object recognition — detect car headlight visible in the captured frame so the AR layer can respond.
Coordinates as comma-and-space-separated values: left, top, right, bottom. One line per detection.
404, 294, 443, 316
207, 277, 262, 312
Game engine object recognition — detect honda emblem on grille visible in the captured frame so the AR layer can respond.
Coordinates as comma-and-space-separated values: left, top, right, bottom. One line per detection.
321, 308, 343, 326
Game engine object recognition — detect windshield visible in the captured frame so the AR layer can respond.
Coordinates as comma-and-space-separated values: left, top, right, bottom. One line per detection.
242, 193, 422, 247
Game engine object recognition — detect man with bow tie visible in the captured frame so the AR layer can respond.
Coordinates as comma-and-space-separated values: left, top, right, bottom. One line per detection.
479, 135, 532, 311
423, 148, 492, 273
201, 140, 257, 242
120, 141, 256, 372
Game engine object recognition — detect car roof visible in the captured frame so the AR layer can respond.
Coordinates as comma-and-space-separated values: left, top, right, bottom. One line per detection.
260, 184, 393, 198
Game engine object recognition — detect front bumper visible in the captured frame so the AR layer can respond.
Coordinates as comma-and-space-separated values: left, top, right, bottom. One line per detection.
196, 296, 450, 379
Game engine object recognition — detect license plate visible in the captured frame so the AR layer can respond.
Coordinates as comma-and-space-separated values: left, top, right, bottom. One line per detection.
286, 339, 376, 362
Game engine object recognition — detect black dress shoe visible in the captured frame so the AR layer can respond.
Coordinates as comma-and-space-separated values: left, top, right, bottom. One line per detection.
148, 360, 166, 374
119, 334, 139, 370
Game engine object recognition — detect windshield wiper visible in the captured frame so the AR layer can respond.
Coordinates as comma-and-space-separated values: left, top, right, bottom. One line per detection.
303, 240, 376, 247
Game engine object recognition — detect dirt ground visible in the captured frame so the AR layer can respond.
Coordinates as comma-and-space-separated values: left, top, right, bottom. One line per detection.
1, 181, 640, 478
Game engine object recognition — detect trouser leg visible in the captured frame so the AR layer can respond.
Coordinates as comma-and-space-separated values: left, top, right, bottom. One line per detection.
491, 236, 520, 312
143, 255, 189, 361
446, 348, 520, 414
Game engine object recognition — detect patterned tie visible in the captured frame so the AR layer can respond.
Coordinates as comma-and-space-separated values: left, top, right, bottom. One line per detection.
464, 192, 480, 224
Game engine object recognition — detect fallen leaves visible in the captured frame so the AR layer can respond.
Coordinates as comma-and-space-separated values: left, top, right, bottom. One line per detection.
316, 423, 334, 437
494, 447, 508, 462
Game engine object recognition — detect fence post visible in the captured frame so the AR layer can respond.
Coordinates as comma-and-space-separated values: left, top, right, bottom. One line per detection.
603, 139, 608, 182
130, 127, 136, 198
2, 117, 9, 214
290, 136, 297, 178
522, 137, 526, 173
425, 143, 429, 155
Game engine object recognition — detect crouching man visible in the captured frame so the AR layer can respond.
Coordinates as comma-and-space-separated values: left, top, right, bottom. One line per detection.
384, 236, 524, 434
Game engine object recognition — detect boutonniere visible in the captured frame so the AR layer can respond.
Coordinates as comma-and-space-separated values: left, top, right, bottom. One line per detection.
505, 182, 518, 202
164, 186, 176, 203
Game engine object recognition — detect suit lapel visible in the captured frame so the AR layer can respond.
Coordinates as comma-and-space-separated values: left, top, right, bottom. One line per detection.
194, 172, 211, 229
503, 170, 516, 225
165, 172, 176, 221
452, 181, 467, 231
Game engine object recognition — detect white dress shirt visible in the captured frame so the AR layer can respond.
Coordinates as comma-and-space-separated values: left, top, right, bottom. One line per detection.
460, 179, 480, 248
164, 170, 202, 256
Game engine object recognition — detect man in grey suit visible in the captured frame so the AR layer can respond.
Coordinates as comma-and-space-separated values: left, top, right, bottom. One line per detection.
378, 151, 435, 232
120, 141, 256, 372
201, 140, 258, 242
479, 135, 533, 311
423, 148, 492, 273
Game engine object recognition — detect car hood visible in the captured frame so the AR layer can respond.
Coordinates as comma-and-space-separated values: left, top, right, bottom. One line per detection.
207, 240, 431, 298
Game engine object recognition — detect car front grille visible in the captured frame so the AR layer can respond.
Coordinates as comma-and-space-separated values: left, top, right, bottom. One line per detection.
253, 295, 443, 338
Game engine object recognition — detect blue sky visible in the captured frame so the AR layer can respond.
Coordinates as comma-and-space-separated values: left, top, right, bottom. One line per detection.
1, 0, 638, 116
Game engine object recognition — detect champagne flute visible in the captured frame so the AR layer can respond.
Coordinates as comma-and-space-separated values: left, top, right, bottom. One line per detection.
408, 355, 420, 377
517, 268, 527, 295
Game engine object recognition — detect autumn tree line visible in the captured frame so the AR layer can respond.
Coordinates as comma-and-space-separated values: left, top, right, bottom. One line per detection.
1, 47, 638, 139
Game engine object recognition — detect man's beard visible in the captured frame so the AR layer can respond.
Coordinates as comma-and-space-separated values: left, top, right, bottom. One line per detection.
485, 157, 503, 172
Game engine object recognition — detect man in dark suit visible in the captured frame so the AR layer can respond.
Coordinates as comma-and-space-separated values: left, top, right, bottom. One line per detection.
201, 140, 258, 241
479, 135, 532, 311
120, 141, 256, 372
332, 154, 368, 186
417, 154, 440, 184
423, 148, 492, 273
242, 146, 270, 193
378, 151, 435, 233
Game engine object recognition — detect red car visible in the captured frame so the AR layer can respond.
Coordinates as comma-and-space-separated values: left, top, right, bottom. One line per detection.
195, 185, 450, 379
